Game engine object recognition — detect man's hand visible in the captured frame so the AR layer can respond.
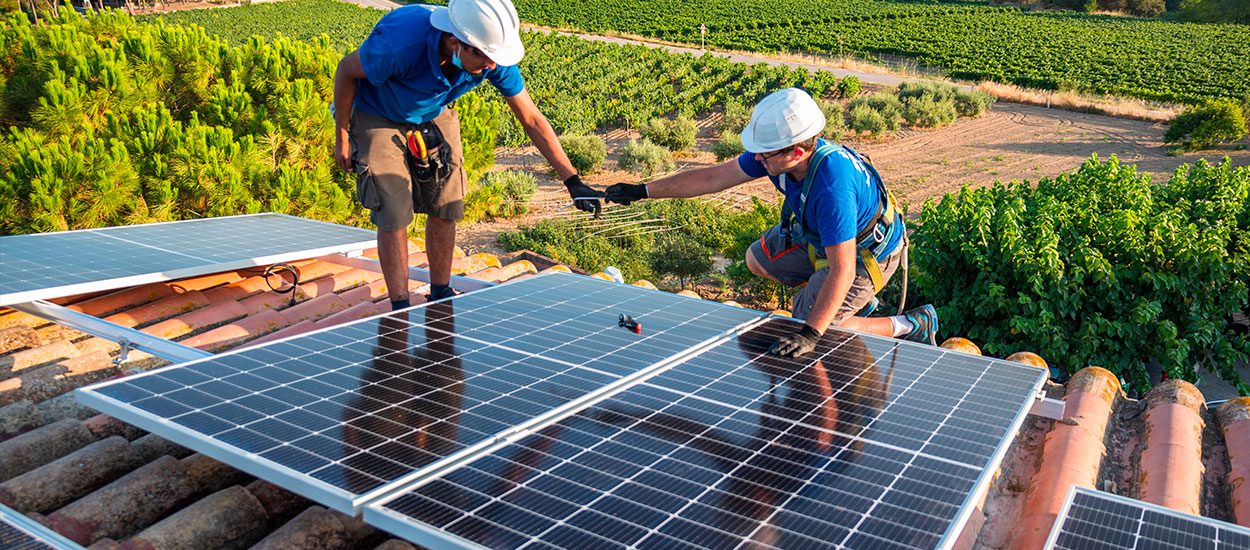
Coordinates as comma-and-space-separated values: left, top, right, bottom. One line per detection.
334, 129, 354, 173
769, 324, 823, 357
564, 175, 603, 217
604, 183, 648, 205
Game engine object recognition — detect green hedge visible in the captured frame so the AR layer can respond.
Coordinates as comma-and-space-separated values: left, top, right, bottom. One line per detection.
912, 155, 1250, 395
0, 10, 496, 235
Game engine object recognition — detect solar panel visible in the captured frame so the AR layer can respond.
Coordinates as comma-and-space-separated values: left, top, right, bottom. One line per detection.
0, 504, 84, 549
77, 273, 767, 514
367, 317, 1049, 550
0, 213, 376, 306
1045, 486, 1250, 550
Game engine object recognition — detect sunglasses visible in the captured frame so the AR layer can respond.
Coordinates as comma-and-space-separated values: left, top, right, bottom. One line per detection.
758, 147, 794, 161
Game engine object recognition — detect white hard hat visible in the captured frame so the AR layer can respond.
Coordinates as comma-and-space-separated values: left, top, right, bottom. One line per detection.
740, 88, 826, 153
430, 0, 525, 67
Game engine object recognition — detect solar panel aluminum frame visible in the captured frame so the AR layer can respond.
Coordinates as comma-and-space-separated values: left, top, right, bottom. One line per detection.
1043, 485, 1250, 549
0, 213, 376, 307
1, 503, 85, 549
932, 346, 1049, 549
364, 318, 1051, 550
9, 300, 213, 364
76, 274, 770, 516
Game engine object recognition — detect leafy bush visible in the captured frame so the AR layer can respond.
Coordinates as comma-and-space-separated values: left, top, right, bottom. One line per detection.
723, 197, 785, 306
558, 134, 607, 174
898, 81, 958, 103
639, 115, 698, 152
715, 100, 751, 136
711, 133, 745, 162
463, 170, 536, 222
911, 155, 1250, 395
847, 104, 888, 138
847, 93, 903, 136
955, 90, 997, 117
618, 138, 675, 177
498, 218, 655, 279
903, 95, 958, 128
1125, 0, 1164, 16
1164, 99, 1248, 154
818, 99, 845, 141
649, 233, 713, 288
456, 91, 500, 184
836, 76, 862, 98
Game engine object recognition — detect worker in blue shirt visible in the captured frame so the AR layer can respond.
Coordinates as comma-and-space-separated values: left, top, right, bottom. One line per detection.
606, 88, 938, 357
332, 0, 601, 310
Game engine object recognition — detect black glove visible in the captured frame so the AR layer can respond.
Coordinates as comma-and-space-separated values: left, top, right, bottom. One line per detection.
564, 175, 603, 218
768, 324, 823, 357
604, 183, 648, 206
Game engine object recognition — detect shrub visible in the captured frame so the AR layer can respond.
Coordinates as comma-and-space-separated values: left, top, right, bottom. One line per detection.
639, 115, 698, 152
711, 133, 745, 162
836, 76, 862, 98
618, 138, 675, 177
1164, 99, 1248, 154
1126, 0, 1164, 16
897, 81, 959, 104
818, 99, 845, 141
716, 100, 751, 136
649, 233, 713, 289
847, 104, 888, 137
723, 197, 785, 306
903, 95, 958, 128
463, 170, 536, 222
954, 89, 996, 117
558, 134, 606, 174
848, 92, 903, 135
911, 155, 1250, 395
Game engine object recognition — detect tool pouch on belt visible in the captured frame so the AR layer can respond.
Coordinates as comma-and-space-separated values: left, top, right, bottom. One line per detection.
409, 122, 453, 187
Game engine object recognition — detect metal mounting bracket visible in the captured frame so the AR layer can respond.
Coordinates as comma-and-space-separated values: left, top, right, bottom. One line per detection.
1030, 391, 1065, 419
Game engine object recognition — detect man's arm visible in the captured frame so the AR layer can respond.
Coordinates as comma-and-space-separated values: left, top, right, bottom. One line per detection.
643, 159, 756, 199
333, 50, 366, 173
803, 239, 858, 334
504, 90, 576, 180
768, 238, 857, 357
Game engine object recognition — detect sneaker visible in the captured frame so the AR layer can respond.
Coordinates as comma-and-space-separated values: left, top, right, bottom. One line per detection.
901, 304, 939, 345
859, 296, 880, 317
424, 286, 458, 302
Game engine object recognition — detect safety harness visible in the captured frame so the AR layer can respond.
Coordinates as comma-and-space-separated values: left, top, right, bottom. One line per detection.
778, 143, 903, 294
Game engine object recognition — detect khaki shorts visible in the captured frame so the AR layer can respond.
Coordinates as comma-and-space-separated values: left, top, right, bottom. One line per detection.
349, 108, 467, 230
748, 224, 903, 323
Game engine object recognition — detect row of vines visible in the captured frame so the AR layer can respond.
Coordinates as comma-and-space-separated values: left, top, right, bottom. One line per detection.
505, 0, 1249, 105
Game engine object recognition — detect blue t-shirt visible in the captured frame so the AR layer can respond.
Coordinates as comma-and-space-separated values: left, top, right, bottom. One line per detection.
737, 139, 903, 256
354, 5, 525, 124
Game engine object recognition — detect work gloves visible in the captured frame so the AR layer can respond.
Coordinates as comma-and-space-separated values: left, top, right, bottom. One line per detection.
769, 324, 822, 358
564, 175, 603, 218
604, 183, 648, 206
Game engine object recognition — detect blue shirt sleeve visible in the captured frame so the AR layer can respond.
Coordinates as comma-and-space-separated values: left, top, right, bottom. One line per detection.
737, 152, 767, 179
358, 23, 402, 86
487, 65, 526, 97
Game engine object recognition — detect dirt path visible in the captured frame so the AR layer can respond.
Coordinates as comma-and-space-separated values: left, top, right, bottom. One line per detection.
458, 101, 1250, 256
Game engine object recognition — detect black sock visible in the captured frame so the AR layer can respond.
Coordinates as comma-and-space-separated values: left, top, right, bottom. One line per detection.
431, 284, 451, 298
390, 298, 410, 311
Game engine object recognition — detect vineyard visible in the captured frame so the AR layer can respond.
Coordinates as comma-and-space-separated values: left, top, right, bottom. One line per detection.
507, 0, 1250, 105
146, 0, 844, 142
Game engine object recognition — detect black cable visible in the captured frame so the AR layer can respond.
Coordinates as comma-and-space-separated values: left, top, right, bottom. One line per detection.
263, 263, 301, 307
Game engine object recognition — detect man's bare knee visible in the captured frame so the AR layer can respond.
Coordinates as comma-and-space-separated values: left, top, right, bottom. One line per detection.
746, 251, 778, 282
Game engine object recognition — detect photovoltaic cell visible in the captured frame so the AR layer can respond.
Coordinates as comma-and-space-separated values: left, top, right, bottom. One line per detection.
1045, 486, 1250, 550
368, 318, 1048, 550
77, 273, 767, 514
0, 213, 375, 306
1, 504, 84, 549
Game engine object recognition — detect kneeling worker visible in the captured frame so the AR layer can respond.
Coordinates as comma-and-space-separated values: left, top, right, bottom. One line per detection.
333, 0, 602, 310
605, 88, 938, 357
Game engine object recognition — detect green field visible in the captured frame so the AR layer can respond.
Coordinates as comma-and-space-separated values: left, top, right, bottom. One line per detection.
507, 0, 1249, 104
145, 0, 842, 139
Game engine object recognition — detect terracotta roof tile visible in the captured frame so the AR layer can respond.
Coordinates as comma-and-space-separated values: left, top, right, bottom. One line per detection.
117, 485, 268, 550
0, 326, 41, 355
0, 351, 116, 407
141, 301, 250, 341
0, 418, 97, 482
249, 506, 377, 550
0, 400, 44, 440
103, 292, 210, 329
180, 310, 291, 353
0, 435, 143, 514
0, 340, 80, 380
47, 455, 202, 545
66, 284, 178, 318
1218, 398, 1250, 527
1139, 380, 1206, 515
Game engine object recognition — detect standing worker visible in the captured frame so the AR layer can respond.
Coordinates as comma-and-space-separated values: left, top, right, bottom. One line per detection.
332, 0, 602, 309
605, 88, 938, 357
